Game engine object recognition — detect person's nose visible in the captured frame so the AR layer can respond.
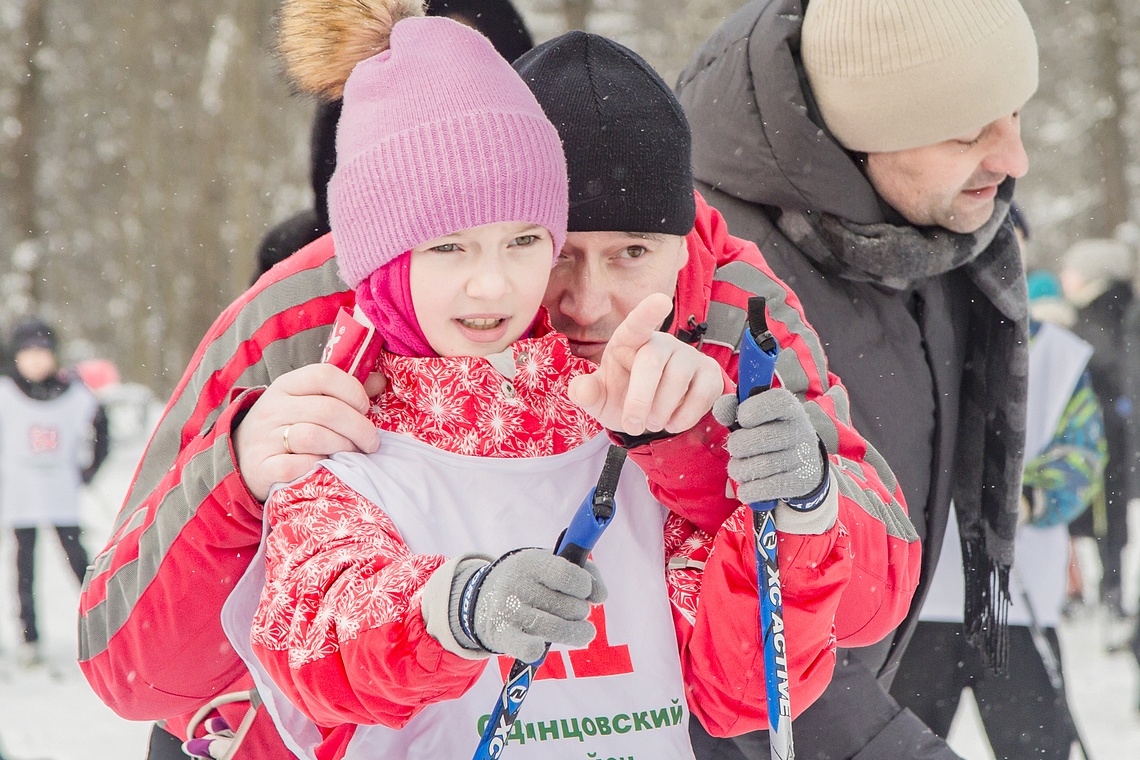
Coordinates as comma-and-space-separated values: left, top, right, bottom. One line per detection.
551, 262, 612, 328
466, 253, 510, 301
984, 115, 1029, 179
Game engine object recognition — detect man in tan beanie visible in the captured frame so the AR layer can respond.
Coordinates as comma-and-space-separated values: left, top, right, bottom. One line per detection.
677, 0, 1038, 757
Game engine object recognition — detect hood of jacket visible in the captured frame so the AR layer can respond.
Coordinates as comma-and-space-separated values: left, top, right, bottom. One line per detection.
676, 0, 884, 226
673, 192, 721, 330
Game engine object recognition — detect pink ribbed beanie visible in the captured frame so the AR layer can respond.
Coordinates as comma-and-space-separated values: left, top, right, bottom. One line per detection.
329, 16, 568, 289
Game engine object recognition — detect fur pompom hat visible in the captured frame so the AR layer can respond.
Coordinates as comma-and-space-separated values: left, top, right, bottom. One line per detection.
278, 0, 568, 289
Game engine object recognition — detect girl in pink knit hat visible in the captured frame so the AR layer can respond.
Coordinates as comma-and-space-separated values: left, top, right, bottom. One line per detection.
214, 3, 687, 758
206, 3, 823, 760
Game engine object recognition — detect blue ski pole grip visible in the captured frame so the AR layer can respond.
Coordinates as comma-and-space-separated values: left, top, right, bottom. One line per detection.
738, 296, 780, 513
738, 296, 779, 400
555, 488, 611, 567
553, 445, 625, 567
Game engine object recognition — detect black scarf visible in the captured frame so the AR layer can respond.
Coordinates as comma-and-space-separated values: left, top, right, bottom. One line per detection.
777, 182, 1027, 671
13, 372, 70, 401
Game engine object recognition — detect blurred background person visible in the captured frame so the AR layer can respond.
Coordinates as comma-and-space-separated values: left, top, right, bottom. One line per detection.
0, 319, 109, 666
1060, 237, 1135, 649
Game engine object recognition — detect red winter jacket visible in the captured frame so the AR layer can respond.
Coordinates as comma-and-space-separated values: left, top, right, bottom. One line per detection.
78, 193, 918, 756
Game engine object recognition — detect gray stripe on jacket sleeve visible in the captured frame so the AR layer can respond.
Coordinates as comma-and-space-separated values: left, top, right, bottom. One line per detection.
82, 277, 341, 661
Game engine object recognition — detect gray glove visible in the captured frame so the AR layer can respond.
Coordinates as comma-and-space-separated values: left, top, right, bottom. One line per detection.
713, 388, 825, 504
449, 548, 607, 663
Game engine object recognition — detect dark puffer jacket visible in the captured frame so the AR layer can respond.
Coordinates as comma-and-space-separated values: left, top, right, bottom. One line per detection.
676, 1, 1006, 757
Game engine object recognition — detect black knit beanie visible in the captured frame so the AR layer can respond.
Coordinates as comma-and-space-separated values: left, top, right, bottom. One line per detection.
513, 32, 696, 235
12, 318, 56, 353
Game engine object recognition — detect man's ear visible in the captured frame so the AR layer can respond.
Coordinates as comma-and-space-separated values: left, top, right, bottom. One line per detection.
676, 236, 690, 272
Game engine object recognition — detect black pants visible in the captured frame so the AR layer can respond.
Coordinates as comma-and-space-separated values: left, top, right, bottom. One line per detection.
1069, 408, 1130, 601
14, 525, 89, 643
147, 724, 186, 759
891, 621, 1075, 760
690, 653, 961, 760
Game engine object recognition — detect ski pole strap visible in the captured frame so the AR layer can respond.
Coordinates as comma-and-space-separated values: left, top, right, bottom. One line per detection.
784, 442, 832, 513
457, 564, 496, 651
458, 548, 531, 655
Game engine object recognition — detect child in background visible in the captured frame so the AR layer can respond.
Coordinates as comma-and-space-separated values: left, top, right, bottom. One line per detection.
0, 319, 109, 665
212, 4, 850, 760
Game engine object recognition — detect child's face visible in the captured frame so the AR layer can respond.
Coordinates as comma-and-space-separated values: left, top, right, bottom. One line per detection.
15, 346, 57, 383
410, 221, 554, 357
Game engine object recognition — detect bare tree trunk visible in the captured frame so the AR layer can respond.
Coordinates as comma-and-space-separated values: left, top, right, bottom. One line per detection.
630, 0, 735, 86
22, 1, 311, 393
1017, 0, 1132, 267
1089, 0, 1132, 237
8, 0, 47, 312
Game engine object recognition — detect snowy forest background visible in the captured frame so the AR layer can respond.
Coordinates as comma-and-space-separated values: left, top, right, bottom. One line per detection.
0, 0, 1137, 394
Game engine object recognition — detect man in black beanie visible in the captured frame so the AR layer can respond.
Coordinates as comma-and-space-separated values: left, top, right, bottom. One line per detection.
514, 33, 696, 245
515, 30, 919, 741
81, 30, 919, 757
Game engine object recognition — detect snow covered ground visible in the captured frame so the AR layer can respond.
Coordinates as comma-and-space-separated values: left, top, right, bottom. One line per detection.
0, 387, 1139, 759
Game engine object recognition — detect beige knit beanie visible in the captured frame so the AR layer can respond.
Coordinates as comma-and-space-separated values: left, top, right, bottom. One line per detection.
802, 0, 1039, 153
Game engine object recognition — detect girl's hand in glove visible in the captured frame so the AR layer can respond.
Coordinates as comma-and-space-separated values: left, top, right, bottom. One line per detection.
713, 388, 837, 534
448, 549, 607, 663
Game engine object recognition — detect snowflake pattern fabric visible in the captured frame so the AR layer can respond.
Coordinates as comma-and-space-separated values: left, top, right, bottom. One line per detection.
369, 331, 601, 458
663, 512, 716, 626
253, 469, 444, 668
254, 331, 604, 667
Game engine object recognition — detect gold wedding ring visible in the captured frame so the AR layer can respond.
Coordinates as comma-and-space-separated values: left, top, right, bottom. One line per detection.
282, 424, 295, 455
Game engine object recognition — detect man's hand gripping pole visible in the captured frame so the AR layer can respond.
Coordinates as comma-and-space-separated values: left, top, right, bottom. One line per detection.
737, 296, 794, 760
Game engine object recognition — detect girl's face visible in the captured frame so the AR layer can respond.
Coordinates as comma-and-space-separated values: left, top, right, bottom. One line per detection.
410, 221, 554, 357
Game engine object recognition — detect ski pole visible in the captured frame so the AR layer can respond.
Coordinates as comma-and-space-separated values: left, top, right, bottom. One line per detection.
1013, 566, 1093, 760
472, 444, 628, 760
737, 296, 794, 760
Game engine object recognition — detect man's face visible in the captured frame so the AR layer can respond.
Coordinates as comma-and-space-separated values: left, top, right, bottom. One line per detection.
1059, 268, 1085, 300
543, 232, 689, 362
865, 112, 1029, 234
